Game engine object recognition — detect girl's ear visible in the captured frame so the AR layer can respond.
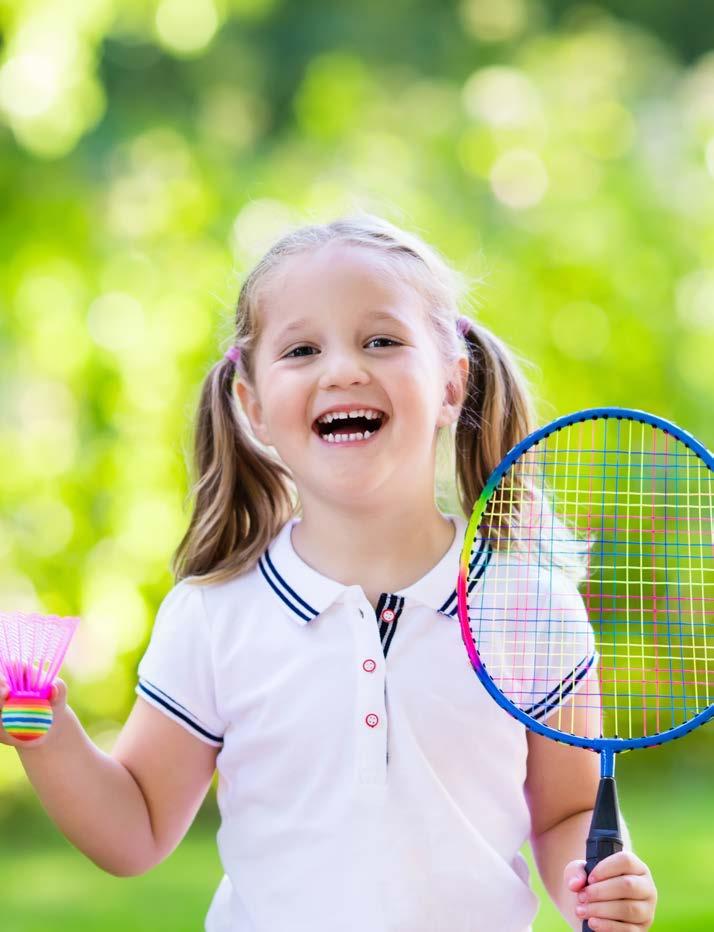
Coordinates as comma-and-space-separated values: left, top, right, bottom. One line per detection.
437, 355, 469, 429
235, 381, 272, 446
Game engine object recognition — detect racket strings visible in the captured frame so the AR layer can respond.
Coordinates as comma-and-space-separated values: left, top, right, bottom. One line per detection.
467, 417, 714, 741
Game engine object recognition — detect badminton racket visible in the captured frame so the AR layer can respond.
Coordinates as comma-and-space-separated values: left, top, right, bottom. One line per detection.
457, 407, 714, 932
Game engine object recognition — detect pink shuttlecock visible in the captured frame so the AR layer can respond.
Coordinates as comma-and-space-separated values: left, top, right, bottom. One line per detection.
0, 611, 79, 742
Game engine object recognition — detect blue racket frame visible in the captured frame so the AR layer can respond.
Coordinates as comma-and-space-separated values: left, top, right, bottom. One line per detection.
457, 406, 714, 778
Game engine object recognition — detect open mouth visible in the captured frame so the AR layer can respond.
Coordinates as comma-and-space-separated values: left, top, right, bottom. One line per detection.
312, 409, 388, 444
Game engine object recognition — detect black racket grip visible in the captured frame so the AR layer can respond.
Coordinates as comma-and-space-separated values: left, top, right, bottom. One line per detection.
581, 833, 624, 931
581, 775, 623, 932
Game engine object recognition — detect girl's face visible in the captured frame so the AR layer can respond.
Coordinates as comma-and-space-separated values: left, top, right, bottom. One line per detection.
236, 243, 468, 512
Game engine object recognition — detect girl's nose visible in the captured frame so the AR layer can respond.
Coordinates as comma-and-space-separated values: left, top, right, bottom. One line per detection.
317, 349, 371, 389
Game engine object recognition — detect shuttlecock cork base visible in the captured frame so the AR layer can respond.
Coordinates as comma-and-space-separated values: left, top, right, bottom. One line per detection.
0, 610, 79, 743
2, 694, 53, 741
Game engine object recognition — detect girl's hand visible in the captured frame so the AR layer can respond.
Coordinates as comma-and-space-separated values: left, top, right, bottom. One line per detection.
0, 674, 69, 749
565, 852, 657, 931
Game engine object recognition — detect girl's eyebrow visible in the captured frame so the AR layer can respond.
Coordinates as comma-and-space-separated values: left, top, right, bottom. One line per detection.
272, 309, 408, 345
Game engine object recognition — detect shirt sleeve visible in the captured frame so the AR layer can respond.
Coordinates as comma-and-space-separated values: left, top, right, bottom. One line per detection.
472, 554, 598, 722
135, 580, 224, 747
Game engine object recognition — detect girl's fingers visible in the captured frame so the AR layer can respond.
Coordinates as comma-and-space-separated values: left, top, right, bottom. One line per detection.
0, 679, 9, 734
588, 851, 648, 883
586, 922, 642, 932
580, 874, 652, 903
580, 853, 657, 930
0, 691, 21, 748
576, 896, 652, 924
50, 678, 67, 705
565, 858, 588, 892
0, 680, 66, 706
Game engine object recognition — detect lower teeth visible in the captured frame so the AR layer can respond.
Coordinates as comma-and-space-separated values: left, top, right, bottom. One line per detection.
327, 431, 371, 443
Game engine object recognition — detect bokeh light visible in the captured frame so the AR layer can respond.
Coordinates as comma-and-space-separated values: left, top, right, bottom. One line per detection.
490, 148, 549, 208
460, 0, 529, 43
462, 66, 543, 130
155, 0, 220, 56
2, 4, 714, 925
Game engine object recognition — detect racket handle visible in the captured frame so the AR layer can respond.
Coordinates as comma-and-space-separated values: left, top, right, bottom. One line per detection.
581, 776, 623, 932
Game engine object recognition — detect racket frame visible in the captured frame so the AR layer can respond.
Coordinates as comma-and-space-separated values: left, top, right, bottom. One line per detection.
457, 405, 714, 776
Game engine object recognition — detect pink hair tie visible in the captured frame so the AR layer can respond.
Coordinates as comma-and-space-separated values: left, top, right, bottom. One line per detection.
456, 315, 473, 337
225, 346, 241, 365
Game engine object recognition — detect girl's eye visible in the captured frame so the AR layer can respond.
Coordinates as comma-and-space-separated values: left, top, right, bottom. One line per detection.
283, 338, 400, 358
284, 345, 317, 358
367, 337, 400, 348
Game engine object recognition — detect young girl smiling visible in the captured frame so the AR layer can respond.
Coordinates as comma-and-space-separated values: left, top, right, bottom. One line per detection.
1, 214, 656, 931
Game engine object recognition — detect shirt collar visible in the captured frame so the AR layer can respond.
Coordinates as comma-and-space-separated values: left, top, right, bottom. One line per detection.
257, 512, 491, 626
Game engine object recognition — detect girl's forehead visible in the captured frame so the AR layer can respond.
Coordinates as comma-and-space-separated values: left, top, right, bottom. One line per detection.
260, 243, 424, 322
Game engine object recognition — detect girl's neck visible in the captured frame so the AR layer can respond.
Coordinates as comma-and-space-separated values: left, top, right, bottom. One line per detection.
290, 503, 456, 611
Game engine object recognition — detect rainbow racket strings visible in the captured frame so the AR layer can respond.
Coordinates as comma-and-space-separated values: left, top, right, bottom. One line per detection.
457, 408, 714, 929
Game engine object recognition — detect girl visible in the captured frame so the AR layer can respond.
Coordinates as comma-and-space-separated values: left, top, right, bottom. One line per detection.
1, 214, 656, 931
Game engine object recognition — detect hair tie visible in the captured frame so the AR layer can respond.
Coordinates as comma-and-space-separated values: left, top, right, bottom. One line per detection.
456, 315, 473, 337
225, 346, 241, 365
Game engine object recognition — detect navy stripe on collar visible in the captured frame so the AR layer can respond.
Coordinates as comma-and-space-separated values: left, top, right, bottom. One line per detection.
259, 528, 491, 624
258, 548, 319, 623
438, 535, 491, 617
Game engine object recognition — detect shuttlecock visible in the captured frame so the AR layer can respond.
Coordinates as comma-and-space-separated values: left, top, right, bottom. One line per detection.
0, 611, 79, 742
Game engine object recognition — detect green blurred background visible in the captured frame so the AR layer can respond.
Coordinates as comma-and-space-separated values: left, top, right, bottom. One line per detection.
1, 0, 713, 928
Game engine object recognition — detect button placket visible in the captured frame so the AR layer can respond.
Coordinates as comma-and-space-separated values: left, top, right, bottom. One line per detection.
353, 604, 387, 784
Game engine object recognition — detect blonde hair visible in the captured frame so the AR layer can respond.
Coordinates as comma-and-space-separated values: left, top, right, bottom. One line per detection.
171, 212, 536, 584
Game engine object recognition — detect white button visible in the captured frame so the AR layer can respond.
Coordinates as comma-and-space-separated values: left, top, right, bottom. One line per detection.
362, 659, 376, 673
365, 713, 379, 728
380, 608, 396, 623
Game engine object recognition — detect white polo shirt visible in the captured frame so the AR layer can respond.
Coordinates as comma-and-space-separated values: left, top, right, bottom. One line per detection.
136, 513, 550, 932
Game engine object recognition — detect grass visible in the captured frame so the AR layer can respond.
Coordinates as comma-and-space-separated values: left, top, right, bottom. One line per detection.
0, 824, 221, 931
1, 770, 713, 930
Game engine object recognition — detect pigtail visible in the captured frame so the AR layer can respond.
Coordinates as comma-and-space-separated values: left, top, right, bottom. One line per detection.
171, 356, 296, 583
454, 320, 535, 517
455, 319, 587, 581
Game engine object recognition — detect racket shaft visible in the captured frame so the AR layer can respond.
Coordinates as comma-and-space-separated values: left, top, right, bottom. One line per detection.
582, 775, 623, 932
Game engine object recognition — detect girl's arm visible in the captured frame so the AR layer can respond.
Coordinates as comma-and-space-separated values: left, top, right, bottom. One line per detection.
525, 723, 606, 925
3, 677, 218, 878
526, 693, 656, 930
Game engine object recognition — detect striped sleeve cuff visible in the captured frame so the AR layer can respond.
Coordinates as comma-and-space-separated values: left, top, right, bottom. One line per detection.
136, 679, 224, 747
523, 652, 598, 722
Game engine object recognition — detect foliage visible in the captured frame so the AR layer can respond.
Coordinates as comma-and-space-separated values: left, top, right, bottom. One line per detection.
1, 0, 713, 794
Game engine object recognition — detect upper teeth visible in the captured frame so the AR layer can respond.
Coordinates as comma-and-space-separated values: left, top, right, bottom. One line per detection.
317, 408, 383, 424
